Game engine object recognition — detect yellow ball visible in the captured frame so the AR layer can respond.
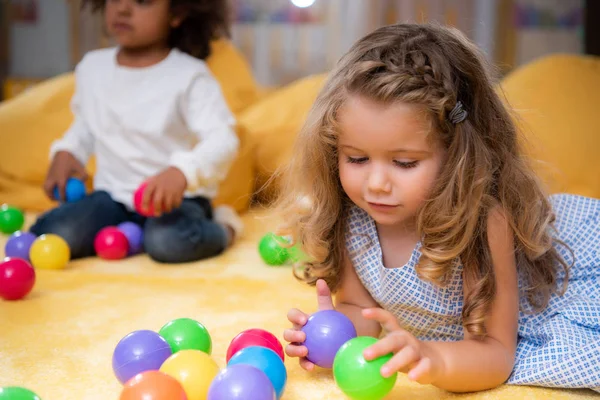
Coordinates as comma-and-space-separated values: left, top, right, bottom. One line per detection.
29, 234, 70, 270
159, 350, 219, 400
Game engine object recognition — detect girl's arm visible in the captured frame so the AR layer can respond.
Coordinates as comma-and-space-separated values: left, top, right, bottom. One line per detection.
428, 209, 519, 391
170, 74, 239, 191
364, 209, 519, 392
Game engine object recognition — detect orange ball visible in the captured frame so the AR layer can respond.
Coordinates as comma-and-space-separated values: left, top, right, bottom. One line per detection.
120, 371, 187, 400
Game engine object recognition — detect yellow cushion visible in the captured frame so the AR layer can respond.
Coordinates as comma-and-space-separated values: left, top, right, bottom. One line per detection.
0, 39, 259, 213
500, 54, 600, 199
238, 73, 327, 201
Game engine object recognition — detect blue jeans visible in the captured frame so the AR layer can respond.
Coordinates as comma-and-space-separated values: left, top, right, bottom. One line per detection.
29, 191, 228, 263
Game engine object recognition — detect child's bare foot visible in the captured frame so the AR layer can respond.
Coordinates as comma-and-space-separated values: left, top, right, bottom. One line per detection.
214, 205, 243, 247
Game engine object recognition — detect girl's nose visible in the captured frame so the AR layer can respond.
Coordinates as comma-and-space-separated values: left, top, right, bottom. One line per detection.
367, 165, 392, 194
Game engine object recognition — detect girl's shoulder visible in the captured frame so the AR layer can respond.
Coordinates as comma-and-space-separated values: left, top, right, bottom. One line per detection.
76, 47, 118, 73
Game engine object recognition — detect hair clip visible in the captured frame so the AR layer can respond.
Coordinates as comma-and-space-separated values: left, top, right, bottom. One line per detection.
448, 101, 468, 124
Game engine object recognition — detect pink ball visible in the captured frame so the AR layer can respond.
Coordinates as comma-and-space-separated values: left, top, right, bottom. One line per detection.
0, 257, 35, 301
133, 181, 154, 217
94, 227, 129, 260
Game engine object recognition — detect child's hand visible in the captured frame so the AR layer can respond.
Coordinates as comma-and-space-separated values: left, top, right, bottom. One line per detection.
44, 151, 88, 201
283, 279, 334, 371
362, 308, 443, 384
142, 167, 187, 216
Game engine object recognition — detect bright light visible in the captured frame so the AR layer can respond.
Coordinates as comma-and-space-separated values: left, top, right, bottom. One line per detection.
291, 0, 316, 8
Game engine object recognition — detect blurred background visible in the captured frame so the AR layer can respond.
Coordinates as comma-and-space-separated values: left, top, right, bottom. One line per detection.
0, 0, 597, 99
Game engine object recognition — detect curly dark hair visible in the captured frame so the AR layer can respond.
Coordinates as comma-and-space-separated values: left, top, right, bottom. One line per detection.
83, 0, 231, 60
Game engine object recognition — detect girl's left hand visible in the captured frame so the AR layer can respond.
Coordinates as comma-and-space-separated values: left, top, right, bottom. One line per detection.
362, 308, 444, 385
142, 167, 187, 216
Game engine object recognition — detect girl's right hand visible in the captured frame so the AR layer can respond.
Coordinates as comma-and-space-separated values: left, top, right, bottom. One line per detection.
43, 151, 88, 201
283, 279, 334, 371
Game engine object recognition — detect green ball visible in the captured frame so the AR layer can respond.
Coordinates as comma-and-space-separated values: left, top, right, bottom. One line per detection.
258, 232, 289, 265
333, 336, 397, 400
159, 318, 212, 354
0, 204, 24, 235
0, 387, 41, 400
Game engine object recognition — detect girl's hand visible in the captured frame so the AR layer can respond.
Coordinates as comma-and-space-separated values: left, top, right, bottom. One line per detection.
142, 167, 187, 216
283, 279, 334, 371
44, 151, 88, 201
362, 308, 444, 384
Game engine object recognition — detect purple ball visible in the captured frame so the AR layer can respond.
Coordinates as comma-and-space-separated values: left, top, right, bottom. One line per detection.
5, 231, 37, 261
112, 329, 172, 384
208, 364, 276, 400
117, 222, 144, 255
301, 310, 357, 368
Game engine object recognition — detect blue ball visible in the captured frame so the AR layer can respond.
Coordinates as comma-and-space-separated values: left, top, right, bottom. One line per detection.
227, 346, 287, 399
54, 177, 86, 202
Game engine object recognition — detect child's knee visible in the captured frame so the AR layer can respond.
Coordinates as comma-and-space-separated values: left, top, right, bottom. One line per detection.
29, 217, 85, 256
144, 222, 226, 263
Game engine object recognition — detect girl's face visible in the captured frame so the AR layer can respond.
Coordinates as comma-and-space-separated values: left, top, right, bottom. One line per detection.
104, 0, 178, 50
337, 95, 445, 229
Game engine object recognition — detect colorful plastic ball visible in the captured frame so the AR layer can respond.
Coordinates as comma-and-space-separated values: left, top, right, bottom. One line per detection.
5, 231, 37, 261
227, 346, 287, 400
226, 328, 284, 363
112, 330, 173, 385
0, 258, 35, 301
0, 204, 25, 235
0, 387, 41, 400
287, 243, 308, 264
333, 336, 397, 400
160, 349, 219, 400
120, 370, 187, 400
117, 222, 144, 255
301, 309, 357, 368
94, 227, 129, 260
29, 234, 70, 270
53, 177, 87, 203
258, 233, 289, 266
159, 318, 212, 355
133, 181, 155, 217
208, 364, 276, 400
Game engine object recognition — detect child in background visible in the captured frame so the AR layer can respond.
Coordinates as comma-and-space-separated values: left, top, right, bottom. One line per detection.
279, 23, 600, 392
30, 0, 244, 263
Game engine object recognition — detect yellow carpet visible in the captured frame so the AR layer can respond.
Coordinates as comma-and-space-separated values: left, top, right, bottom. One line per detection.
0, 209, 597, 399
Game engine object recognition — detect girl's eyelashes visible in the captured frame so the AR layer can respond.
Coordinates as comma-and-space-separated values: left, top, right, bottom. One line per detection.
345, 156, 419, 169
393, 160, 419, 169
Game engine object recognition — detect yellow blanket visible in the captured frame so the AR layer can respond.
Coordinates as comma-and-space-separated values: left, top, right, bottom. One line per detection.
0, 210, 597, 399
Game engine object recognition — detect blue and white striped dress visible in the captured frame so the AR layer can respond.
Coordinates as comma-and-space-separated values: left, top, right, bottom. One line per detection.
345, 194, 600, 392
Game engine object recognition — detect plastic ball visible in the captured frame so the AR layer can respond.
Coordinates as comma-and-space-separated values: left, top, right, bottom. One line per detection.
159, 318, 212, 355
120, 370, 187, 400
160, 349, 219, 400
0, 387, 41, 400
333, 336, 397, 400
0, 258, 35, 301
5, 231, 37, 261
0, 204, 25, 235
117, 222, 144, 255
208, 364, 276, 400
301, 309, 357, 368
226, 328, 284, 363
112, 330, 173, 385
258, 233, 289, 266
95, 227, 129, 260
53, 177, 87, 203
133, 181, 155, 217
227, 346, 287, 400
287, 243, 308, 264
29, 234, 70, 270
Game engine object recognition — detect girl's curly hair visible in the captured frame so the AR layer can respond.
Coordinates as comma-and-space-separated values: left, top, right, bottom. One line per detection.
83, 0, 231, 60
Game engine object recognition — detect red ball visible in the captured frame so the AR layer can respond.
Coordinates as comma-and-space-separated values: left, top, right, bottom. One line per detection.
94, 227, 129, 260
133, 181, 155, 217
0, 257, 35, 301
226, 328, 285, 363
